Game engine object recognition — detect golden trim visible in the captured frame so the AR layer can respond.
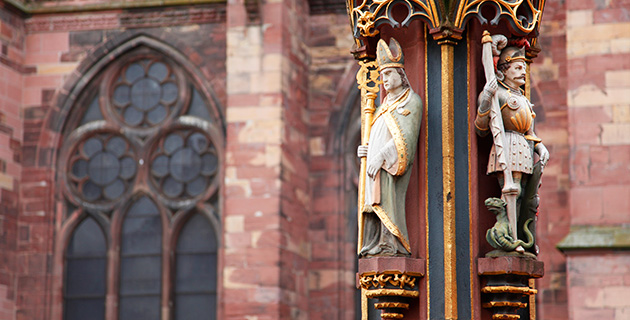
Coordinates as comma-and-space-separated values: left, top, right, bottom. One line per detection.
359, 273, 418, 290
383, 111, 409, 176
375, 302, 410, 309
529, 279, 536, 320
373, 205, 411, 252
371, 89, 411, 125
477, 106, 491, 117
481, 286, 538, 295
362, 288, 368, 320
483, 301, 527, 308
357, 10, 379, 37
357, 60, 381, 254
357, 61, 383, 94
365, 289, 420, 298
440, 41, 458, 320
349, 0, 440, 37
454, 0, 545, 34
382, 313, 404, 319
505, 56, 531, 64
379, 63, 405, 71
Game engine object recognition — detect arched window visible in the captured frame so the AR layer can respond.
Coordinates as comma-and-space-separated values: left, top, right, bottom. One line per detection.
64, 217, 107, 320
59, 45, 222, 320
174, 212, 218, 319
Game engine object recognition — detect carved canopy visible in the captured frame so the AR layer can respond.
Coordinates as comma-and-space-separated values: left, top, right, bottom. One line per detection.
347, 0, 545, 40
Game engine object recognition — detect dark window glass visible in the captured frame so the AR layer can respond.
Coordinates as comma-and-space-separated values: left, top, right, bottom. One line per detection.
107, 137, 127, 157
125, 63, 144, 83
113, 85, 131, 107
175, 213, 217, 320
123, 107, 143, 126
64, 218, 106, 320
64, 53, 219, 320
83, 137, 103, 157
148, 62, 168, 82
71, 159, 88, 179
83, 181, 101, 201
104, 179, 125, 200
80, 97, 105, 125
163, 177, 184, 198
164, 134, 183, 155
186, 88, 212, 121
120, 157, 137, 180
147, 105, 167, 124
162, 83, 179, 104
119, 296, 161, 320
131, 78, 161, 111
175, 294, 216, 320
202, 153, 218, 175
119, 197, 162, 320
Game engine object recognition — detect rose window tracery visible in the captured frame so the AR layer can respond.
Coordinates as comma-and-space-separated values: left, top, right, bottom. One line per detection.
61, 51, 221, 211
108, 58, 183, 128
68, 134, 137, 203
150, 129, 219, 200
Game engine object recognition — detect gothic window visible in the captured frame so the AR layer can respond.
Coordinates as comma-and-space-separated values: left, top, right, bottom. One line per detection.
60, 47, 222, 320
64, 217, 107, 320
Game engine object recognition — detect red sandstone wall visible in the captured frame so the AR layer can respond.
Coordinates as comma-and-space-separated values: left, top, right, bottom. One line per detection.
280, 0, 311, 317
2, 4, 227, 320
529, 0, 571, 318
223, 0, 313, 317
563, 0, 630, 319
307, 13, 357, 320
0, 6, 25, 320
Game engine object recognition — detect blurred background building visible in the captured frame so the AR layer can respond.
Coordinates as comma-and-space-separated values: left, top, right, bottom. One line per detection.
0, 0, 627, 319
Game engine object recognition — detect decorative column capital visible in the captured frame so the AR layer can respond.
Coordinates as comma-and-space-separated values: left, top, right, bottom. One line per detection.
358, 257, 426, 319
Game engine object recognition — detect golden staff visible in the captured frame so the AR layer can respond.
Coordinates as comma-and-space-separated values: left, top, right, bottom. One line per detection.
356, 60, 380, 253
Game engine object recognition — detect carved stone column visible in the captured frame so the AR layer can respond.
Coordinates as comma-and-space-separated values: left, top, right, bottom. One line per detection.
478, 256, 544, 320
358, 257, 425, 319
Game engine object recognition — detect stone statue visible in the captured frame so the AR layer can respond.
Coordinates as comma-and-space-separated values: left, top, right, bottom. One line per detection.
476, 32, 549, 255
485, 197, 534, 252
357, 38, 422, 257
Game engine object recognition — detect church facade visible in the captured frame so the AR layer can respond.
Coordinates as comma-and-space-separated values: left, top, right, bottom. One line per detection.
0, 0, 627, 319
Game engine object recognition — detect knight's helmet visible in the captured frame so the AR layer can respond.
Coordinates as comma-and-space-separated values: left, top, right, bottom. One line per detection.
497, 46, 529, 69
376, 38, 404, 71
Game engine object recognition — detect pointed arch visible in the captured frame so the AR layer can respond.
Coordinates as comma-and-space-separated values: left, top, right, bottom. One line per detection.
62, 215, 108, 320
170, 208, 219, 320
40, 33, 225, 176
51, 31, 225, 320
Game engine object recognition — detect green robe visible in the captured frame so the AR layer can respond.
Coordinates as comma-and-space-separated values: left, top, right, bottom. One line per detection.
360, 88, 423, 256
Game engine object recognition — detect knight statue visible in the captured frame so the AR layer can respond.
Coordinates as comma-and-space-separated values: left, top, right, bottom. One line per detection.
476, 32, 549, 256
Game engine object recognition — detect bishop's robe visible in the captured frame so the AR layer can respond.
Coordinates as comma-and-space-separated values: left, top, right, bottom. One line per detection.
360, 87, 423, 257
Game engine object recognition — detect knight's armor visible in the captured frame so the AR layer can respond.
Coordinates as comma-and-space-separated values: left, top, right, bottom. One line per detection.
475, 81, 541, 175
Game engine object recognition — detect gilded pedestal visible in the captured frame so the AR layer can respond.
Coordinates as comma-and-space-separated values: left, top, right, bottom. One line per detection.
358, 257, 425, 319
478, 256, 544, 320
